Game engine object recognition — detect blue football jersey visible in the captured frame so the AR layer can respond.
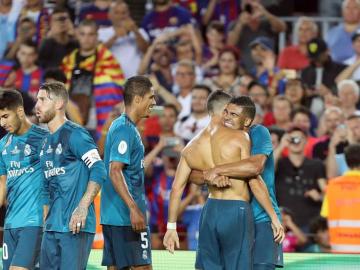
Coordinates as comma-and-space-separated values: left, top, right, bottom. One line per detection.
0, 125, 48, 229
39, 121, 104, 233
101, 114, 147, 226
249, 124, 281, 223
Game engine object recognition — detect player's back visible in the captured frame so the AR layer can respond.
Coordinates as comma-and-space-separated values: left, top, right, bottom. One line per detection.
210, 126, 250, 201
182, 127, 214, 171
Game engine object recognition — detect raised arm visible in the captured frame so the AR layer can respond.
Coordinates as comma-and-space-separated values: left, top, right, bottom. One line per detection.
163, 155, 192, 253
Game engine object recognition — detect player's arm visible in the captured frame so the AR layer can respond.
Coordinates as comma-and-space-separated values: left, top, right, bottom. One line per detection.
109, 161, 146, 232
0, 175, 6, 207
68, 129, 107, 234
239, 132, 285, 243
164, 155, 192, 253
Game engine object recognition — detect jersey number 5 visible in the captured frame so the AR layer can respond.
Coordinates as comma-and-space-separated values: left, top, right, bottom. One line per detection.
140, 232, 148, 249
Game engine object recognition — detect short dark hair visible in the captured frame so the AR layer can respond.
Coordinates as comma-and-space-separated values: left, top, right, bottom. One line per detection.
287, 125, 307, 136
20, 39, 38, 53
207, 90, 231, 114
52, 6, 70, 15
228, 96, 256, 121
309, 216, 328, 235
44, 68, 67, 83
0, 89, 24, 110
269, 126, 285, 140
123, 76, 153, 106
39, 81, 69, 104
345, 144, 360, 169
192, 84, 212, 96
164, 103, 179, 117
290, 106, 311, 121
78, 18, 98, 31
207, 20, 225, 34
248, 81, 269, 96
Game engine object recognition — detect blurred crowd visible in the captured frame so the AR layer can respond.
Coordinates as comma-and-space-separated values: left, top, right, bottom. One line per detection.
1, 0, 360, 253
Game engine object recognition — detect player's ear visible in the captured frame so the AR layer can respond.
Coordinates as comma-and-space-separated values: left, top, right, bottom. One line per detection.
134, 95, 142, 104
16, 106, 25, 119
244, 117, 252, 128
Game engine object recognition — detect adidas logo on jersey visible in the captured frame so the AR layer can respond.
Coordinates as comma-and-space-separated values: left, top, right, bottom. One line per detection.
2, 149, 7, 155
10, 146, 20, 155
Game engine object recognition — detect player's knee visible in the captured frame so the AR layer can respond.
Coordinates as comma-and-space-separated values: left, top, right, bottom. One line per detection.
253, 264, 275, 270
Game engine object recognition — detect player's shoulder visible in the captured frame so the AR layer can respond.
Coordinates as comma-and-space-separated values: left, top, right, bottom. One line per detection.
29, 124, 49, 137
62, 121, 91, 140
110, 114, 135, 134
0, 133, 11, 148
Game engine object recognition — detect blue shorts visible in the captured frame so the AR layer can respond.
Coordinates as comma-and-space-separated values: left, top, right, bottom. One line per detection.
2, 226, 42, 270
102, 225, 152, 269
254, 221, 283, 269
195, 198, 254, 270
40, 231, 94, 270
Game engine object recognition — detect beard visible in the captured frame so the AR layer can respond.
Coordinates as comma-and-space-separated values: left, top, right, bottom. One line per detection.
38, 108, 56, 124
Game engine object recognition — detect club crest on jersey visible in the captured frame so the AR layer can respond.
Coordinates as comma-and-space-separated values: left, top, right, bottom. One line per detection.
11, 146, 20, 155
142, 250, 148, 260
24, 144, 31, 156
55, 143, 62, 155
46, 145, 53, 154
118, 140, 127, 154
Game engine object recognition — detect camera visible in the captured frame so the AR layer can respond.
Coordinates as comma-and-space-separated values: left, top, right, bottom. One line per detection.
289, 136, 302, 145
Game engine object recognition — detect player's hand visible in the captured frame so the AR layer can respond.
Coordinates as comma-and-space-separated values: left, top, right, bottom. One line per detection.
69, 206, 88, 234
271, 218, 285, 244
212, 175, 232, 188
130, 206, 146, 232
163, 229, 180, 254
203, 168, 219, 184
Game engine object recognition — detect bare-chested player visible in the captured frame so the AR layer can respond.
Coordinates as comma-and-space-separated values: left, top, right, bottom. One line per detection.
163, 91, 282, 270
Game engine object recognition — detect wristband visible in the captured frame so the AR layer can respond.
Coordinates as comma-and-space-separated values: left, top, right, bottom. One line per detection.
167, 222, 177, 230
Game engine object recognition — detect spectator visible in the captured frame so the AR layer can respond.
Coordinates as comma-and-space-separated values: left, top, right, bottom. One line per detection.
337, 79, 360, 118
98, 0, 148, 79
79, 0, 112, 27
281, 207, 308, 252
278, 17, 318, 71
321, 144, 360, 253
269, 126, 285, 150
173, 60, 196, 119
0, 0, 23, 58
199, 0, 241, 29
4, 17, 36, 60
174, 84, 211, 142
326, 0, 360, 63
227, 0, 286, 70
4, 39, 43, 99
138, 40, 174, 92
62, 19, 125, 138
312, 107, 345, 161
269, 95, 292, 130
202, 21, 225, 78
284, 79, 309, 109
18, 0, 49, 44
291, 106, 318, 137
140, 0, 194, 42
301, 38, 346, 95
327, 113, 360, 178
248, 81, 270, 124
249, 36, 286, 95
336, 29, 360, 82
306, 216, 331, 253
38, 7, 78, 69
275, 126, 326, 230
203, 46, 242, 95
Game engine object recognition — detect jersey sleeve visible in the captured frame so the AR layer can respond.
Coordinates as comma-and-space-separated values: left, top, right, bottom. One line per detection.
69, 127, 106, 185
0, 137, 8, 176
250, 125, 273, 156
109, 125, 133, 165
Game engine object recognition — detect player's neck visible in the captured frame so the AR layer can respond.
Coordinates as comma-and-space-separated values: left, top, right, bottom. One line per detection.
15, 119, 32, 136
47, 115, 67, 134
288, 153, 305, 167
124, 107, 140, 124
